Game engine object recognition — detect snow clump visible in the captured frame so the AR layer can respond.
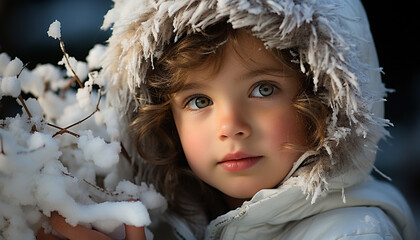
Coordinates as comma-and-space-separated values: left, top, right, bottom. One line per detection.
47, 20, 61, 39
0, 20, 167, 240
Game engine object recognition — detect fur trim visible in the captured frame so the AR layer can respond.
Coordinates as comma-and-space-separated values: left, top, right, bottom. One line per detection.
101, 0, 390, 202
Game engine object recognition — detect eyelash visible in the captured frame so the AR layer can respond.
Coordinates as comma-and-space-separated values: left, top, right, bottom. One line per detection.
182, 81, 280, 110
183, 94, 213, 110
249, 81, 280, 98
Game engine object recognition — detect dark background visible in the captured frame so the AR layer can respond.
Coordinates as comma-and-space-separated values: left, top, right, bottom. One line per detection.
362, 1, 420, 229
1, 0, 419, 229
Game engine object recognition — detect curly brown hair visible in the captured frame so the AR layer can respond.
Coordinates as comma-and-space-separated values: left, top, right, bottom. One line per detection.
130, 22, 329, 221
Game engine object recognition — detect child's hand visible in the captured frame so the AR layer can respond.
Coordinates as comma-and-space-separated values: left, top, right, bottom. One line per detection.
36, 212, 146, 240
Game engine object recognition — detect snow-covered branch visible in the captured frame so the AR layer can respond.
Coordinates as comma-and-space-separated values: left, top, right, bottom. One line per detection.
0, 20, 166, 240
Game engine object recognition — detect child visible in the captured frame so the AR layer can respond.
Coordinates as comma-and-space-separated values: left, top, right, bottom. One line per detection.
39, 0, 419, 239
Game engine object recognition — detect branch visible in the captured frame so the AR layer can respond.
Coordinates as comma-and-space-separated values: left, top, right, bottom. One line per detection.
17, 144, 46, 155
52, 88, 102, 138
0, 134, 5, 155
61, 171, 75, 179
120, 142, 139, 177
17, 62, 30, 78
47, 123, 79, 137
82, 179, 136, 199
59, 76, 78, 99
15, 62, 38, 132
16, 63, 32, 117
59, 38, 83, 88
17, 95, 38, 132
17, 95, 32, 118
120, 143, 131, 162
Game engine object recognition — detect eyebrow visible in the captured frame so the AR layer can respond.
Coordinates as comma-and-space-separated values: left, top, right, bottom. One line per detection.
179, 82, 208, 92
243, 67, 294, 80
178, 67, 295, 93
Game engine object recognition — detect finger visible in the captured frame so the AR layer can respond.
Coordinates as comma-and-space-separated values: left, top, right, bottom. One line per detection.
36, 227, 60, 240
50, 212, 111, 240
124, 199, 147, 240
125, 225, 146, 240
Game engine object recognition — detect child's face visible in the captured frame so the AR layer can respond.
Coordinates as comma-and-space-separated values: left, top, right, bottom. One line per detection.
171, 31, 306, 200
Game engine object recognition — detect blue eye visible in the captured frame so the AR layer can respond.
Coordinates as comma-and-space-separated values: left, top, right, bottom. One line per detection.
251, 83, 275, 97
186, 96, 212, 109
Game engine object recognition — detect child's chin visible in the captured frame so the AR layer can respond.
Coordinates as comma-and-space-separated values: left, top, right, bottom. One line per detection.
224, 189, 259, 200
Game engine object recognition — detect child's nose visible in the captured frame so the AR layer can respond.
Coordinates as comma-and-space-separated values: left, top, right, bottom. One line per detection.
217, 107, 251, 141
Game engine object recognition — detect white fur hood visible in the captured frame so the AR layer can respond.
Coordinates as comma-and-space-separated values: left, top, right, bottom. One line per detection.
101, 0, 391, 202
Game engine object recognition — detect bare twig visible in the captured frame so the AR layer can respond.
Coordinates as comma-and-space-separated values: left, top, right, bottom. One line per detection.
15, 63, 38, 132
52, 88, 102, 137
17, 95, 32, 118
0, 134, 5, 155
17, 62, 30, 78
83, 179, 119, 197
16, 63, 33, 118
61, 171, 75, 178
59, 76, 78, 98
47, 123, 80, 137
59, 38, 83, 88
120, 142, 139, 176
120, 143, 131, 162
83, 178, 136, 199
17, 144, 46, 155
62, 170, 135, 199
17, 95, 38, 132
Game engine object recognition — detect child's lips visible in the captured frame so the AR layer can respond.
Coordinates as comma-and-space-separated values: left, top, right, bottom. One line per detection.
219, 152, 262, 172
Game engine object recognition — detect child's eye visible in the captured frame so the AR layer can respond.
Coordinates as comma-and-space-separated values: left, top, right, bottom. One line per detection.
250, 82, 277, 98
186, 96, 213, 110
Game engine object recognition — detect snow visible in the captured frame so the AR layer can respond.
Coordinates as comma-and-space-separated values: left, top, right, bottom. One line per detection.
0, 53, 11, 73
0, 20, 167, 239
38, 91, 66, 121
19, 68, 45, 97
4, 57, 23, 77
77, 130, 121, 169
76, 84, 96, 111
32, 64, 65, 91
18, 97, 44, 119
47, 20, 61, 39
97, 106, 120, 140
58, 54, 89, 81
87, 44, 107, 70
1, 76, 21, 97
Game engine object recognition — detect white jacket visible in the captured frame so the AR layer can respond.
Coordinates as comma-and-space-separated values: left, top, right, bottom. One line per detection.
100, 0, 420, 239
159, 177, 417, 240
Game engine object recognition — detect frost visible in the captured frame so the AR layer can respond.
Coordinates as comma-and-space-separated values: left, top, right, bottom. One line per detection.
33, 64, 64, 85
77, 130, 121, 169
116, 181, 168, 212
76, 85, 96, 111
0, 21, 167, 240
4, 57, 23, 77
1, 76, 21, 97
47, 20, 61, 39
0, 52, 11, 73
87, 44, 107, 70
58, 54, 89, 80
38, 91, 66, 120
19, 69, 45, 97
97, 106, 120, 140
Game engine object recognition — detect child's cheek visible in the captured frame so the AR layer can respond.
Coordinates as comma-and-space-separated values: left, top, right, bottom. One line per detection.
262, 109, 305, 151
178, 125, 211, 171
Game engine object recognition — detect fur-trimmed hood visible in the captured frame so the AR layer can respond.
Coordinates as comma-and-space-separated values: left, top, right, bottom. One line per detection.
101, 0, 390, 202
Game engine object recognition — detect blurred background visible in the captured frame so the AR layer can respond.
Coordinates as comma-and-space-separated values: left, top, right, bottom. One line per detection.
0, 0, 419, 229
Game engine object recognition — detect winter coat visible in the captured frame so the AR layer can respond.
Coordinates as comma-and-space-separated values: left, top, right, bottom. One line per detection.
100, 0, 419, 239
156, 177, 417, 240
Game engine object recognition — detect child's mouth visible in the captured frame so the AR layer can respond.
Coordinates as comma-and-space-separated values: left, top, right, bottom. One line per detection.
219, 152, 262, 172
